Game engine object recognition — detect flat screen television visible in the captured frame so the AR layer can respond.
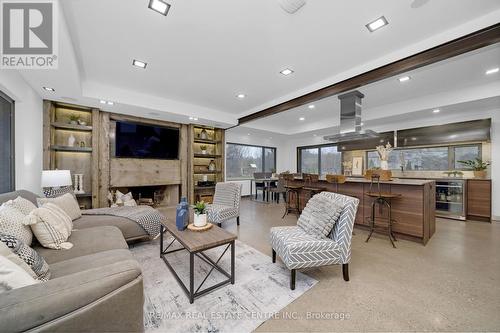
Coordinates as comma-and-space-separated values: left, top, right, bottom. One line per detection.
115, 121, 179, 159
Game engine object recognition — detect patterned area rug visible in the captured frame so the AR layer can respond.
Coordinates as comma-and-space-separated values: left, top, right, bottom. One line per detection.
130, 238, 317, 333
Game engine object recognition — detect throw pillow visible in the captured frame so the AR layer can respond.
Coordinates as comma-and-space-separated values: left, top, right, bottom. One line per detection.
0, 256, 39, 293
0, 204, 33, 245
123, 199, 137, 207
0, 241, 38, 279
37, 193, 81, 220
43, 185, 74, 198
297, 195, 344, 238
0, 232, 51, 281
4, 196, 37, 215
25, 203, 73, 250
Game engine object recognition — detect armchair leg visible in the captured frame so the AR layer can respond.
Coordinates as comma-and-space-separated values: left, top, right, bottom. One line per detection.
290, 269, 296, 290
272, 249, 276, 263
237, 216, 240, 226
342, 264, 349, 281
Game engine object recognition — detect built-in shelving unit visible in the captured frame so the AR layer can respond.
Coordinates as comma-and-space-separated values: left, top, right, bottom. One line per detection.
43, 101, 99, 209
188, 124, 225, 204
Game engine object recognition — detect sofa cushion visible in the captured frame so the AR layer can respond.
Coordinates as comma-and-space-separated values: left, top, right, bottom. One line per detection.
35, 226, 128, 264
0, 256, 39, 292
0, 241, 37, 279
4, 196, 37, 215
74, 214, 148, 240
49, 249, 135, 279
37, 193, 82, 220
0, 232, 51, 281
26, 203, 73, 250
0, 204, 33, 245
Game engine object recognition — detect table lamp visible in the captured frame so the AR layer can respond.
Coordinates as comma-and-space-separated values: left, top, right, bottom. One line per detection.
41, 170, 73, 198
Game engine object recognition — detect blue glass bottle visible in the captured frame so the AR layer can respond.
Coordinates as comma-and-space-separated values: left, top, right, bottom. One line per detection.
175, 197, 189, 231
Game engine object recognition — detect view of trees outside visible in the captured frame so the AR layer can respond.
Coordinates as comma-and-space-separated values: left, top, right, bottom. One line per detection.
320, 146, 342, 175
300, 148, 319, 173
226, 144, 276, 179
367, 145, 480, 171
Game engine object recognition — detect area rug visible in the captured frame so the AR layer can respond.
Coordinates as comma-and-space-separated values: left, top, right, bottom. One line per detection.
130, 238, 317, 333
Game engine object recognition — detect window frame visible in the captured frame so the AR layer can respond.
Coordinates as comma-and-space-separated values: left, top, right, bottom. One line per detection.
365, 143, 482, 171
297, 143, 342, 175
226, 142, 277, 180
0, 90, 15, 193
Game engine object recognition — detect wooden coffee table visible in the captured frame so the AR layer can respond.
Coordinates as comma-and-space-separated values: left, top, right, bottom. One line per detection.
160, 218, 237, 304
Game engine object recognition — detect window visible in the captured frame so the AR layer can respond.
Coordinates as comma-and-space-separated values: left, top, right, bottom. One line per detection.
0, 91, 14, 193
297, 145, 342, 176
366, 144, 481, 171
226, 143, 276, 179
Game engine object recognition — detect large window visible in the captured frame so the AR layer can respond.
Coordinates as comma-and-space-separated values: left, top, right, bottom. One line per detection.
0, 91, 15, 193
297, 145, 342, 176
226, 143, 276, 179
366, 144, 481, 171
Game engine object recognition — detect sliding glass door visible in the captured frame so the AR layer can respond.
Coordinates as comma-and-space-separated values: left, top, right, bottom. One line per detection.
0, 91, 14, 193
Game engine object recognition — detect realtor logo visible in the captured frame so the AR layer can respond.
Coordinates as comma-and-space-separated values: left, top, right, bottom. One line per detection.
1, 0, 58, 69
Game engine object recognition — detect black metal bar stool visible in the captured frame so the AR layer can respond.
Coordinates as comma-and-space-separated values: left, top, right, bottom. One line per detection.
282, 173, 302, 218
365, 173, 401, 248
302, 173, 326, 205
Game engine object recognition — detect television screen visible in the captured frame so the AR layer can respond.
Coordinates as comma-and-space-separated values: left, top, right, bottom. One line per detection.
115, 121, 179, 159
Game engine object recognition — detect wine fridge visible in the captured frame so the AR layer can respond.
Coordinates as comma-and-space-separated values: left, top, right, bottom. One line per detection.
435, 179, 466, 220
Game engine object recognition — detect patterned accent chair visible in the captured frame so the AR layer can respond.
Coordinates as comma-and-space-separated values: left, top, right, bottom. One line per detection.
270, 192, 359, 290
206, 182, 243, 227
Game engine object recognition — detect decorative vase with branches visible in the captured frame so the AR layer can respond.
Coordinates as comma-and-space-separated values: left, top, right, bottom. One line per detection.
375, 143, 393, 170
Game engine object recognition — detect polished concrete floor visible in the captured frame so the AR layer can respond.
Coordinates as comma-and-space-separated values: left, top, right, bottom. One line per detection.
217, 197, 500, 332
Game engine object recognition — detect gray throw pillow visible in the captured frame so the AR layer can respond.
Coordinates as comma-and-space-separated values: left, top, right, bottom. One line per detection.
0, 232, 51, 281
297, 195, 344, 238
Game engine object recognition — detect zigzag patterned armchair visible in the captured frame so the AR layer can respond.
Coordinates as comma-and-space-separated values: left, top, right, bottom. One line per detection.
270, 192, 359, 290
206, 182, 242, 227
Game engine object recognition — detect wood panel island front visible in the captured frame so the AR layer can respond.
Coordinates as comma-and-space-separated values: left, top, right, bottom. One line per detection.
288, 177, 436, 245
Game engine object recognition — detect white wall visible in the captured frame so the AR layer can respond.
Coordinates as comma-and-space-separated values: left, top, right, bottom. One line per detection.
0, 71, 43, 194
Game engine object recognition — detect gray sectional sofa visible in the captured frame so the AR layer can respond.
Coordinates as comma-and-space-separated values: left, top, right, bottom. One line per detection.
0, 190, 145, 333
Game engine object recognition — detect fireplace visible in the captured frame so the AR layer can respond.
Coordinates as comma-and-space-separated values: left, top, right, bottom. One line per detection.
111, 184, 180, 208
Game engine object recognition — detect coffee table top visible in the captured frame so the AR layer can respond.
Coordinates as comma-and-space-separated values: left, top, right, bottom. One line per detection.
162, 218, 237, 252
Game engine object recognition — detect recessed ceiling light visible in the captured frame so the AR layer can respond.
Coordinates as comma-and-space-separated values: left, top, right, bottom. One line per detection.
486, 67, 499, 75
99, 100, 107, 104
148, 0, 171, 16
132, 59, 147, 69
433, 109, 440, 113
237, 93, 246, 99
189, 116, 198, 121
360, 122, 364, 126
280, 68, 294, 76
308, 104, 315, 109
43, 87, 55, 92
366, 16, 388, 32
299, 117, 305, 121
107, 101, 114, 105
313, 134, 317, 137
398, 76, 411, 82
247, 133, 251, 136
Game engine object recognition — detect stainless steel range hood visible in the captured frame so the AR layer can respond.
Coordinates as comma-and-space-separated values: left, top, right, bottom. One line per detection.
323, 90, 378, 143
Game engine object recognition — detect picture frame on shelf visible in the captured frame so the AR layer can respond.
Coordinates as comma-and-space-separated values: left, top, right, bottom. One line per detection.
352, 157, 363, 176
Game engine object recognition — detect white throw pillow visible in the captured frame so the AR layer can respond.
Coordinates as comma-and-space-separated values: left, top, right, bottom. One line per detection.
0, 242, 38, 279
4, 197, 37, 215
0, 256, 39, 293
123, 199, 137, 207
25, 203, 73, 250
37, 193, 81, 221
0, 204, 33, 245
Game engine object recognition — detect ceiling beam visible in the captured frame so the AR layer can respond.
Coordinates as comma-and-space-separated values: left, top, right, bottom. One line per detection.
238, 23, 500, 125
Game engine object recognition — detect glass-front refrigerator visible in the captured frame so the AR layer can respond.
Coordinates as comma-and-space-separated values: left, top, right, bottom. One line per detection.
435, 179, 466, 220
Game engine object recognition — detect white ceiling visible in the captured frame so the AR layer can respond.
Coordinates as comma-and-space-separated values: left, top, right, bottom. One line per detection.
245, 44, 500, 134
13, 0, 500, 130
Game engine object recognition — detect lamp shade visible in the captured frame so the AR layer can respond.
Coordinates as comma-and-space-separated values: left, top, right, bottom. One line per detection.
41, 170, 72, 188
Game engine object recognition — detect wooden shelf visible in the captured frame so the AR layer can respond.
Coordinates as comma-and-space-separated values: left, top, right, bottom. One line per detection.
194, 153, 221, 158
75, 193, 92, 198
195, 186, 216, 191
51, 122, 92, 131
193, 138, 220, 144
50, 145, 92, 153
193, 170, 221, 175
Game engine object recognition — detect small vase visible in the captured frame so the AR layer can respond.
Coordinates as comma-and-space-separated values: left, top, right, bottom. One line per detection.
201, 150, 207, 154
200, 129, 208, 140
68, 134, 76, 147
380, 160, 389, 170
193, 213, 207, 227
208, 160, 216, 171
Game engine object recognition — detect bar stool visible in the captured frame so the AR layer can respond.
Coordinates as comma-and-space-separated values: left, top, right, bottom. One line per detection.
302, 173, 326, 205
325, 174, 346, 192
282, 173, 302, 218
365, 174, 401, 248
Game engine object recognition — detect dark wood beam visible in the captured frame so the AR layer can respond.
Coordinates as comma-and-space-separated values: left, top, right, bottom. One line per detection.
238, 23, 500, 125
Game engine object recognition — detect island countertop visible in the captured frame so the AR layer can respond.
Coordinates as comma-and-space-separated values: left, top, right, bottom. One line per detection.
288, 177, 436, 245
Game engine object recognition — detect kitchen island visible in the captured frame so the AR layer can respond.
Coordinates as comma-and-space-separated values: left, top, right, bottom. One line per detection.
289, 177, 436, 245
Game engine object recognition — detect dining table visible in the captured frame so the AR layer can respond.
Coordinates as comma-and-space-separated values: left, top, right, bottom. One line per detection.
250, 177, 279, 202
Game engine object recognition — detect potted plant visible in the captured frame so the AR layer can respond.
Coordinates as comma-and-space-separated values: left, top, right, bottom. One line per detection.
69, 114, 80, 125
458, 158, 490, 178
200, 145, 208, 154
193, 201, 207, 227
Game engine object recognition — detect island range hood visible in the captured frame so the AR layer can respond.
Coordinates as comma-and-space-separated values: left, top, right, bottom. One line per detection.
323, 90, 379, 143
